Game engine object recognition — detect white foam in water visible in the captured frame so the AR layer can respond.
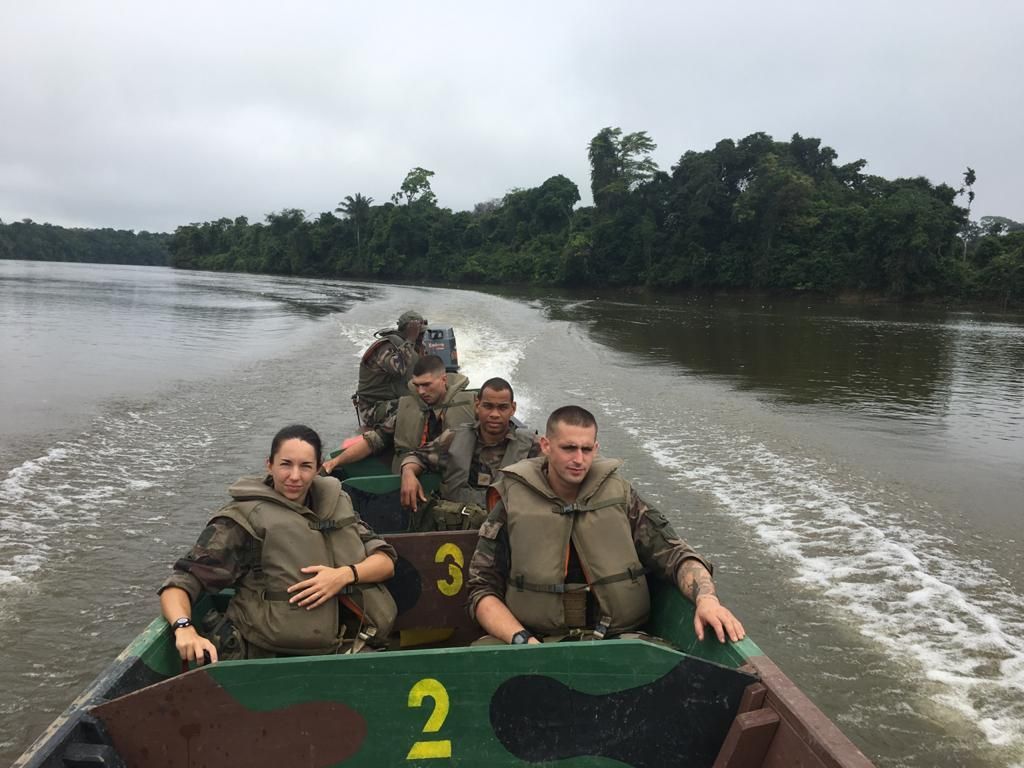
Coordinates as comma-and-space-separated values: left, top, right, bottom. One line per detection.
1, 447, 69, 502
601, 392, 1024, 754
0, 407, 216, 590
333, 305, 539, 421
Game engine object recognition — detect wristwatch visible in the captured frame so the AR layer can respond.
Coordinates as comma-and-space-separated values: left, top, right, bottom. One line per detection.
171, 617, 193, 632
510, 629, 533, 645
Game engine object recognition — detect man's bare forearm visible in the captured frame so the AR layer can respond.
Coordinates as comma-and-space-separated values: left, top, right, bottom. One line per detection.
679, 559, 718, 604
475, 595, 535, 643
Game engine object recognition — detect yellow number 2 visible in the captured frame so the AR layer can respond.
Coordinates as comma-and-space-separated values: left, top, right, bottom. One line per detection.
434, 543, 464, 597
406, 678, 452, 759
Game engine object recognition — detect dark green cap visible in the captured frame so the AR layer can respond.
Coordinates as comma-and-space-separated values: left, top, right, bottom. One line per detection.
397, 310, 426, 329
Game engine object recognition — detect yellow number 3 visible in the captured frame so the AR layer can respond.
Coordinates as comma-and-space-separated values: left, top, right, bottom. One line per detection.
434, 543, 464, 597
406, 678, 451, 759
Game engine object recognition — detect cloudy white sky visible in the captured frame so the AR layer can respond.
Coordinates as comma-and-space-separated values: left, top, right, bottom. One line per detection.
1, 1, 1021, 233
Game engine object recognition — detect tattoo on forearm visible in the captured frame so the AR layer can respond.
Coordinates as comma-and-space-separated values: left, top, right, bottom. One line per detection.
680, 560, 716, 605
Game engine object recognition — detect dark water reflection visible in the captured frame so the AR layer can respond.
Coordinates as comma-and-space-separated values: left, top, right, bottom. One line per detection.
542, 293, 1024, 439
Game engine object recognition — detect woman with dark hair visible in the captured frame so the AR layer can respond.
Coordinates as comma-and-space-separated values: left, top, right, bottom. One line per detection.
158, 424, 397, 663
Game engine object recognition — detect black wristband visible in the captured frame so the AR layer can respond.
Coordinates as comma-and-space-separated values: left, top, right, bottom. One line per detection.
349, 564, 360, 584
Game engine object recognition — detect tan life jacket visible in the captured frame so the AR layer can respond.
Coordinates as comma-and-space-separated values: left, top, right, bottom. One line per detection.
216, 475, 397, 655
356, 331, 418, 404
392, 372, 475, 471
493, 457, 650, 636
443, 424, 536, 506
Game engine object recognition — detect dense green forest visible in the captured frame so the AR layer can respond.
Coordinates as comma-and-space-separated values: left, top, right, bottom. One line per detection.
0, 220, 169, 266
166, 129, 1023, 306
6, 129, 1023, 306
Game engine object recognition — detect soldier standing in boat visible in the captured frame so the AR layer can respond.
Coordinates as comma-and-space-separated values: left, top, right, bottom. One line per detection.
353, 310, 427, 430
466, 405, 745, 645
398, 377, 541, 531
324, 354, 476, 475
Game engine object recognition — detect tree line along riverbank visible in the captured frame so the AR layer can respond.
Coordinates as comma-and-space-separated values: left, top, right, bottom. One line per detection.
4, 129, 1022, 307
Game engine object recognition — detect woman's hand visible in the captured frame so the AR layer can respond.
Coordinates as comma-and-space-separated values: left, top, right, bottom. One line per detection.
175, 626, 218, 665
288, 564, 351, 609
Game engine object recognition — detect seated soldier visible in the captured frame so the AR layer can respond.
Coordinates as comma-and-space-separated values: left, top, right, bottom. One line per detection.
323, 355, 476, 475
159, 425, 397, 663
399, 377, 541, 531
353, 310, 426, 430
466, 405, 745, 646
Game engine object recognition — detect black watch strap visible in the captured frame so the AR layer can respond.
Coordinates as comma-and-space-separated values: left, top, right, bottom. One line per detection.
510, 629, 533, 645
172, 617, 193, 632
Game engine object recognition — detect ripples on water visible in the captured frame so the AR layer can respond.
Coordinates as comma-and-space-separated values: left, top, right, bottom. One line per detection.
0, 262, 382, 438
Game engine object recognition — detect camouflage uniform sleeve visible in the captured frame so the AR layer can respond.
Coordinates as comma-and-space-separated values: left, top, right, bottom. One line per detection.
353, 519, 398, 563
375, 339, 415, 377
466, 501, 510, 622
157, 517, 256, 605
526, 434, 543, 459
401, 427, 456, 474
628, 487, 713, 592
361, 408, 397, 455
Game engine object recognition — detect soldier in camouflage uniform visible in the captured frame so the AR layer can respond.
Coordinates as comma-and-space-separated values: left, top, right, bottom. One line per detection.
467, 405, 745, 646
159, 425, 397, 663
399, 377, 541, 531
353, 310, 426, 430
323, 355, 475, 475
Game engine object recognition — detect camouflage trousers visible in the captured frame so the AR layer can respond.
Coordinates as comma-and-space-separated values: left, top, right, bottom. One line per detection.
354, 396, 400, 431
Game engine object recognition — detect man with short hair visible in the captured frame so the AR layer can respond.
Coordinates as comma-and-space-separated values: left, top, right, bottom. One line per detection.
352, 310, 426, 430
324, 355, 476, 475
467, 405, 745, 646
399, 377, 541, 531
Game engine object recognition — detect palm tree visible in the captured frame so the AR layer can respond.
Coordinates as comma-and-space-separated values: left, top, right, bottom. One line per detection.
335, 193, 374, 264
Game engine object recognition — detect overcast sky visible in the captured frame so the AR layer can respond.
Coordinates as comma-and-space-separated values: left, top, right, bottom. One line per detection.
1, 1, 1021, 233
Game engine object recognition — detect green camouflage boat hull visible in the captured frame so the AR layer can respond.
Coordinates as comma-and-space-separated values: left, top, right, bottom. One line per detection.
15, 476, 874, 768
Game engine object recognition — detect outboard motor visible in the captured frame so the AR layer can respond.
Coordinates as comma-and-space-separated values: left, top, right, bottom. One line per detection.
423, 326, 459, 373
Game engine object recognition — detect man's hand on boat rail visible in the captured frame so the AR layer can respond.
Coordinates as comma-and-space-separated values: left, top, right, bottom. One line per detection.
693, 595, 746, 644
174, 625, 219, 665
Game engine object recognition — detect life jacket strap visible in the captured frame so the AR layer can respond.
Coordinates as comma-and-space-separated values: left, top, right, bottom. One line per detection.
512, 575, 590, 593
511, 565, 647, 594
557, 496, 627, 515
309, 518, 354, 532
260, 586, 356, 601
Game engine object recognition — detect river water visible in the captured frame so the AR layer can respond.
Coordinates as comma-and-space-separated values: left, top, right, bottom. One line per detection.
1, 260, 1021, 767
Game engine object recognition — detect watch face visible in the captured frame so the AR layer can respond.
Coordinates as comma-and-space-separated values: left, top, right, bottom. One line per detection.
173, 618, 191, 630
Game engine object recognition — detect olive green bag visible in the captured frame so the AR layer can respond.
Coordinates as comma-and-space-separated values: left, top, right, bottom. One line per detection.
410, 494, 488, 531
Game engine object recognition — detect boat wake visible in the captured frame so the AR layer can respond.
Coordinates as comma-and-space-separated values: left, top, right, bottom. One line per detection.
601, 388, 1024, 757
